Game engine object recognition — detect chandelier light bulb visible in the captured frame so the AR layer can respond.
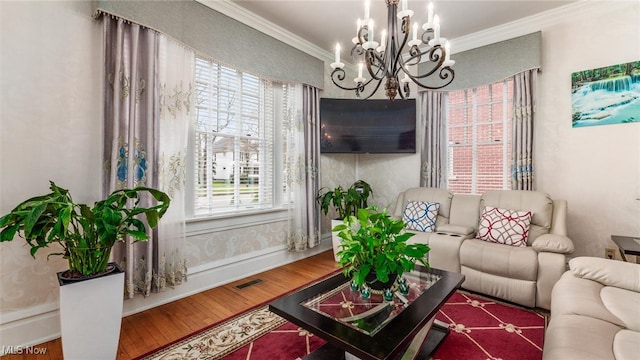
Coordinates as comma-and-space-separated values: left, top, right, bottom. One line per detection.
355, 62, 366, 83
331, 43, 345, 69
445, 41, 450, 61
364, 0, 370, 21
443, 41, 455, 67
408, 21, 422, 47
377, 30, 387, 52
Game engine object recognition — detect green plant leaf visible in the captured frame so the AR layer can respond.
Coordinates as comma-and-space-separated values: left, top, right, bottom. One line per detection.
145, 210, 160, 228
0, 225, 19, 242
0, 181, 170, 275
125, 230, 149, 241
24, 203, 48, 238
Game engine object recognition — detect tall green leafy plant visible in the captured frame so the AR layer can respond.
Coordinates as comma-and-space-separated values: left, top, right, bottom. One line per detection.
316, 180, 373, 219
0, 181, 170, 276
335, 206, 429, 287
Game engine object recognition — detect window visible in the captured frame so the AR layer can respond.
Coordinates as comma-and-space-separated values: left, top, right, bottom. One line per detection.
193, 56, 276, 216
447, 79, 513, 194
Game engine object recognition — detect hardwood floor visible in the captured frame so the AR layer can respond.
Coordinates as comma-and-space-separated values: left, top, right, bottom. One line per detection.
2, 250, 340, 360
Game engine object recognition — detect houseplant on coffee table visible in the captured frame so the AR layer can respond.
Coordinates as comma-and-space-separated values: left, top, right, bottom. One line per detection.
0, 181, 170, 359
316, 179, 373, 261
335, 206, 430, 291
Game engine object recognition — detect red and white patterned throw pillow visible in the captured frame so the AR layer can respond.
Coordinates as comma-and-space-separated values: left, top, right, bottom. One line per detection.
476, 206, 533, 247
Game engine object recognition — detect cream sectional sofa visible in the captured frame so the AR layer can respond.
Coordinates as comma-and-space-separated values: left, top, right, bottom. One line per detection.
543, 257, 640, 360
390, 187, 575, 310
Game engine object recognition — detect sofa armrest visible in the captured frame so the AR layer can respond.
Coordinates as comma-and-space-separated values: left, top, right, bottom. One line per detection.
532, 234, 574, 254
436, 224, 475, 236
570, 256, 640, 292
429, 232, 471, 273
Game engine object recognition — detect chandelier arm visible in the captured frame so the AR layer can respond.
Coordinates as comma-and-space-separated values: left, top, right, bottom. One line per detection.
330, 67, 387, 99
404, 46, 446, 80
391, 15, 412, 73
351, 43, 366, 58
405, 45, 425, 66
398, 83, 408, 99
330, 68, 362, 92
401, 66, 455, 90
362, 76, 386, 99
366, 51, 387, 81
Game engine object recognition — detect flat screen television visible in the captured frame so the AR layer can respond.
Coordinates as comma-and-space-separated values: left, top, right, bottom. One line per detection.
319, 98, 416, 154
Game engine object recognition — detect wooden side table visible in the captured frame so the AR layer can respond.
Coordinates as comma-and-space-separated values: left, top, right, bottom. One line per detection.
610, 235, 640, 263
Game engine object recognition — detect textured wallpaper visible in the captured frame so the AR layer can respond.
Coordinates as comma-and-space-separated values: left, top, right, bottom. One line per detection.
186, 221, 287, 267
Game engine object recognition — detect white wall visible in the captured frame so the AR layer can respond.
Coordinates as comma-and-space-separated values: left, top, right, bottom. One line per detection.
0, 0, 104, 346
535, 1, 640, 257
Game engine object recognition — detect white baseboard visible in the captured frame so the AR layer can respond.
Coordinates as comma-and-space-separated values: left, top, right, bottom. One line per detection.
0, 242, 332, 349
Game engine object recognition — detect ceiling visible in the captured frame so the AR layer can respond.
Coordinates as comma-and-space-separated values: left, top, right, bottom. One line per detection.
231, 0, 576, 53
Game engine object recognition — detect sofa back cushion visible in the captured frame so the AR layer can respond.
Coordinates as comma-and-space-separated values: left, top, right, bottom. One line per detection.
448, 194, 481, 230
392, 187, 453, 227
480, 190, 553, 245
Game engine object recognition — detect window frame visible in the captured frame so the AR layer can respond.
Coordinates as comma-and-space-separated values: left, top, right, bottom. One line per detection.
186, 56, 290, 227
446, 78, 513, 194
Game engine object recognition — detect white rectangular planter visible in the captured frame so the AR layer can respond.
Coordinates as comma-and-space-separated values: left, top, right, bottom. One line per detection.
58, 264, 124, 360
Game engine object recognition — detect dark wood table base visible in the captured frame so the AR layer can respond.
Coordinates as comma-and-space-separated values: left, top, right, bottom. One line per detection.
303, 321, 449, 360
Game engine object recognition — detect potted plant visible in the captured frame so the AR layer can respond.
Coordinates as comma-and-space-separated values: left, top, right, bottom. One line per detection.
0, 181, 170, 359
316, 180, 373, 260
335, 206, 430, 291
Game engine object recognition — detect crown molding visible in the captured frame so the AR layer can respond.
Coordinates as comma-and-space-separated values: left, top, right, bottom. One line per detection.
196, 0, 628, 63
449, 0, 622, 54
196, 0, 334, 64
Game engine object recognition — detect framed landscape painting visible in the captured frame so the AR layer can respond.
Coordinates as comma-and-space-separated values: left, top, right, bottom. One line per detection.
571, 60, 640, 128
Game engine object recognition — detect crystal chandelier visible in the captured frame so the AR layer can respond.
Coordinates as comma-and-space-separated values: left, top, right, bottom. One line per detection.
330, 0, 455, 100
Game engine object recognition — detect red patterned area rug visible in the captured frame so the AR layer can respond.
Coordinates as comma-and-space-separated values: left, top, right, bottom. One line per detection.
137, 291, 546, 360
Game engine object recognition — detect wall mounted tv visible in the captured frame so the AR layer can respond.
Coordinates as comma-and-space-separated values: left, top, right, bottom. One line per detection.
320, 98, 417, 154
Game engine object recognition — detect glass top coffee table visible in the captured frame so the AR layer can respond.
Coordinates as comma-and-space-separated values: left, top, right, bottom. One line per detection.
268, 266, 465, 360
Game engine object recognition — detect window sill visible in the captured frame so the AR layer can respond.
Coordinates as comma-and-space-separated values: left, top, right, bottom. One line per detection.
186, 208, 289, 236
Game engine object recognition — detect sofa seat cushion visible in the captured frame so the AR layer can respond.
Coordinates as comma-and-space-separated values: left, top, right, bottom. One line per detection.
406, 230, 433, 246
461, 266, 536, 307
551, 271, 626, 327
601, 286, 640, 332
543, 314, 621, 360
614, 329, 640, 360
460, 239, 538, 281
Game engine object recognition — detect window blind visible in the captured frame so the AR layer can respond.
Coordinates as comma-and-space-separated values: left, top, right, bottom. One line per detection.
194, 57, 275, 215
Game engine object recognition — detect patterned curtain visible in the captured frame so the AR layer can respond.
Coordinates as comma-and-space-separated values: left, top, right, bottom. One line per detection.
284, 84, 321, 251
511, 69, 538, 190
101, 15, 193, 298
419, 91, 448, 188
